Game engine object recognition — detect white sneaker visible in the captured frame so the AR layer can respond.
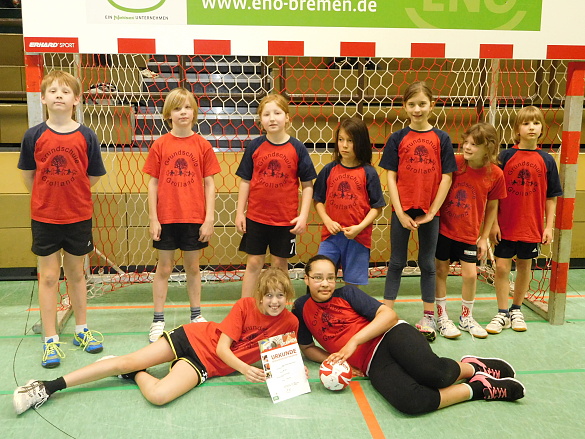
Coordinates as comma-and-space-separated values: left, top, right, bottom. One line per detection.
191, 315, 207, 323
437, 317, 461, 339
149, 321, 165, 343
416, 316, 437, 342
485, 312, 511, 334
510, 309, 527, 332
459, 315, 488, 338
13, 380, 50, 415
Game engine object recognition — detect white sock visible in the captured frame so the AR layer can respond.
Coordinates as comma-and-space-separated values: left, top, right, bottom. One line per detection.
45, 335, 59, 343
435, 297, 448, 320
463, 382, 474, 400
461, 299, 475, 318
75, 324, 88, 334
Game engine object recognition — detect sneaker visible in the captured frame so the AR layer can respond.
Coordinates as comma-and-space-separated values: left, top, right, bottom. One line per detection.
485, 312, 511, 334
461, 355, 516, 379
73, 328, 104, 353
13, 380, 50, 415
469, 372, 525, 401
41, 338, 65, 368
510, 309, 527, 332
191, 315, 207, 324
437, 317, 461, 339
459, 316, 488, 339
149, 321, 165, 343
415, 316, 437, 342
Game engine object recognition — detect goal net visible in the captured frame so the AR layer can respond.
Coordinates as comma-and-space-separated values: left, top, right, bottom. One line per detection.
39, 54, 567, 308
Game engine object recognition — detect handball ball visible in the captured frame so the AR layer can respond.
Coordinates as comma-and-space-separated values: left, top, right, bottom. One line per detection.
319, 360, 352, 391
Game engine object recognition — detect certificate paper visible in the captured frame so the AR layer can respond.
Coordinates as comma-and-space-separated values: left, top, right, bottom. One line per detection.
259, 332, 311, 403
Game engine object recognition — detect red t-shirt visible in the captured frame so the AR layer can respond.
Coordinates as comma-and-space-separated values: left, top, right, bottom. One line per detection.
313, 162, 386, 248
379, 127, 457, 213
440, 156, 506, 245
497, 147, 563, 243
142, 132, 221, 224
17, 122, 106, 224
236, 136, 317, 226
183, 297, 299, 378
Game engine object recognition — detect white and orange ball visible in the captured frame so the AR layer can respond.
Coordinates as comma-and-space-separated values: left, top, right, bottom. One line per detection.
319, 360, 352, 391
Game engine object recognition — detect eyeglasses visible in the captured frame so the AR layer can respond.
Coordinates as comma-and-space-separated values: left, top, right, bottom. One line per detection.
307, 274, 336, 283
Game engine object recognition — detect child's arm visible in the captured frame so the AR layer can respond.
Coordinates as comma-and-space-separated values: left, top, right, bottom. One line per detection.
314, 201, 343, 235
290, 180, 313, 235
89, 175, 101, 187
543, 197, 557, 245
490, 216, 501, 245
199, 175, 216, 242
147, 176, 161, 241
235, 179, 250, 234
414, 173, 453, 225
343, 207, 383, 240
326, 305, 398, 365
21, 170, 35, 193
387, 170, 417, 231
216, 333, 266, 383
477, 199, 498, 260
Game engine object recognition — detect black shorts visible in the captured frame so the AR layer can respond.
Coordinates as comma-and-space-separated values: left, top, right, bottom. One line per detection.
154, 223, 209, 251
31, 219, 94, 257
238, 218, 296, 258
162, 326, 208, 384
435, 234, 477, 264
493, 239, 539, 260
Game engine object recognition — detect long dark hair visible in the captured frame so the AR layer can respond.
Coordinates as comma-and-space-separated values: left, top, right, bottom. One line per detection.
332, 117, 373, 166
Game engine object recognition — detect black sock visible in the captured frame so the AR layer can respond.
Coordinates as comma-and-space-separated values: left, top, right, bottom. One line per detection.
42, 376, 67, 395
120, 369, 146, 381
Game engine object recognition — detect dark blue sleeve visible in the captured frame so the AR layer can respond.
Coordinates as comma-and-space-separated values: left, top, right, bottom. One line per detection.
292, 295, 315, 346
291, 137, 318, 182
542, 151, 563, 198
235, 136, 263, 181
337, 285, 382, 321
81, 126, 106, 177
313, 162, 334, 203
17, 123, 46, 170
437, 129, 457, 174
378, 130, 402, 171
498, 148, 513, 170
364, 165, 386, 208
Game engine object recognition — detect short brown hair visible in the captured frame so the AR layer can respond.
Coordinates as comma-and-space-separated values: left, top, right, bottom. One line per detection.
41, 70, 81, 97
513, 106, 546, 144
254, 267, 296, 309
162, 87, 198, 128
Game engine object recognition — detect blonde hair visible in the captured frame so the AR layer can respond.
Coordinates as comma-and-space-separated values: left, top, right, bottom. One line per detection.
254, 267, 296, 309
162, 87, 198, 128
41, 70, 82, 97
513, 106, 545, 144
256, 94, 291, 132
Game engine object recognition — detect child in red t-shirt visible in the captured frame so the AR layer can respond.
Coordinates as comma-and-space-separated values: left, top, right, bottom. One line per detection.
235, 94, 317, 297
142, 88, 221, 343
313, 117, 385, 285
13, 268, 299, 415
435, 123, 506, 339
379, 81, 457, 340
17, 70, 106, 368
487, 106, 562, 334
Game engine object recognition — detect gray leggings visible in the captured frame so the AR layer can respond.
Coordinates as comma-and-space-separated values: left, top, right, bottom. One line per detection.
384, 209, 439, 302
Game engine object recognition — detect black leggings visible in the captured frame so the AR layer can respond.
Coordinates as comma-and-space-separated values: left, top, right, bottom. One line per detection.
368, 322, 461, 415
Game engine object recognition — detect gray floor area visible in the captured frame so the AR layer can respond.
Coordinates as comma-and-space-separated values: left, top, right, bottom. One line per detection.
1, 272, 584, 439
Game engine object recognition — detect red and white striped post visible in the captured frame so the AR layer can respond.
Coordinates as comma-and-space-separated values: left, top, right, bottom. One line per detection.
549, 62, 585, 324
24, 52, 44, 127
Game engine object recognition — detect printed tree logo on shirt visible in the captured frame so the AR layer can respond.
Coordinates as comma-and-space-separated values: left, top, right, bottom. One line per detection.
167, 158, 196, 178
257, 157, 290, 188
407, 144, 436, 166
47, 154, 76, 176
453, 189, 470, 209
512, 168, 538, 187
175, 158, 188, 175
335, 181, 356, 200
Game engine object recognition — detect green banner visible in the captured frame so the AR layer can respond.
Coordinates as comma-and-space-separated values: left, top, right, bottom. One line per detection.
187, 0, 542, 30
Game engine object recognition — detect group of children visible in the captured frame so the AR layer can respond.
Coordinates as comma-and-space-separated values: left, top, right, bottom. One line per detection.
13, 69, 561, 415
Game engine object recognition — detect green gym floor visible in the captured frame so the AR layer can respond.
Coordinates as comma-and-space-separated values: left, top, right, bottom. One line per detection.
1, 272, 584, 439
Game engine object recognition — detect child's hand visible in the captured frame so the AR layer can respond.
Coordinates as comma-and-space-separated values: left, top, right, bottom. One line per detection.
351, 366, 365, 377
397, 212, 418, 231
235, 213, 246, 234
489, 224, 501, 245
243, 365, 266, 383
290, 216, 307, 235
542, 227, 554, 245
476, 237, 488, 260
324, 218, 343, 235
343, 225, 360, 240
150, 219, 161, 241
414, 212, 434, 226
326, 339, 358, 364
199, 221, 214, 242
